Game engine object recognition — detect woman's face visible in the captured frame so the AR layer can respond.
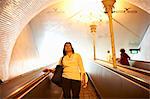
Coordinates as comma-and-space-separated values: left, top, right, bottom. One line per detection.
65, 43, 72, 52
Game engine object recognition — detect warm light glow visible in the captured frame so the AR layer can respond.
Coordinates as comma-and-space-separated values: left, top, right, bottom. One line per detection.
63, 0, 108, 24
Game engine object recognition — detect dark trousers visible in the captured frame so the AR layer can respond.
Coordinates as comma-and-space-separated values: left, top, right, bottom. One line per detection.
62, 77, 81, 99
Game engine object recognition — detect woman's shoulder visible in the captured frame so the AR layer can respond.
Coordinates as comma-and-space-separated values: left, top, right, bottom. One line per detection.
74, 53, 82, 58
74, 53, 80, 56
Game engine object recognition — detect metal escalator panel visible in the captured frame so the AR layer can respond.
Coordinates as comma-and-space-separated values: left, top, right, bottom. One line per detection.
23, 77, 63, 99
85, 60, 149, 98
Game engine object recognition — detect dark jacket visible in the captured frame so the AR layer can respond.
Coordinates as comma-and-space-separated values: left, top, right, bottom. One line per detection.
120, 53, 130, 66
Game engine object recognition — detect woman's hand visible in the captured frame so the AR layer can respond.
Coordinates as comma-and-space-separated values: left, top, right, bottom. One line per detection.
81, 73, 87, 88
43, 68, 49, 72
43, 68, 54, 73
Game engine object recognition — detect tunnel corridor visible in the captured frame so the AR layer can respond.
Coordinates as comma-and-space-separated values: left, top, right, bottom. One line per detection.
0, 0, 150, 98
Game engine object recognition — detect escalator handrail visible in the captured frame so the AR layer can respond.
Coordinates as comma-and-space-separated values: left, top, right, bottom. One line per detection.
6, 71, 51, 99
130, 60, 150, 63
97, 59, 150, 76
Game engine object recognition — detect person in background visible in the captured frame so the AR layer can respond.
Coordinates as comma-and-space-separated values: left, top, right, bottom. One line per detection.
106, 50, 112, 63
120, 48, 130, 66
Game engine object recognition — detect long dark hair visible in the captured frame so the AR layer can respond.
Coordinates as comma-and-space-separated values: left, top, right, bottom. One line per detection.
63, 42, 74, 56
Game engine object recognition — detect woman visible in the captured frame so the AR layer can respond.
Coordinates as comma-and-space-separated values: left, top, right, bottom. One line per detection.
120, 48, 130, 66
60, 42, 87, 98
44, 42, 87, 98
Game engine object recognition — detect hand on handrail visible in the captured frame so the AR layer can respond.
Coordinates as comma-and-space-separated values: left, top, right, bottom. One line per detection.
43, 68, 54, 73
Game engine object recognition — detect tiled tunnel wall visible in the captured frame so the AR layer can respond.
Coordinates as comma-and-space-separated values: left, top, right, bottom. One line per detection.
132, 25, 150, 61
0, 0, 61, 81
9, 24, 40, 79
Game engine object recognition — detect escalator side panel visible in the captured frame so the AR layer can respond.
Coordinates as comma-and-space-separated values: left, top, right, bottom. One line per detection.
23, 77, 62, 98
85, 61, 149, 98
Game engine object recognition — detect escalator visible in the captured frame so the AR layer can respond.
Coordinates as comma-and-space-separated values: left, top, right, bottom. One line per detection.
0, 64, 99, 99
0, 60, 149, 99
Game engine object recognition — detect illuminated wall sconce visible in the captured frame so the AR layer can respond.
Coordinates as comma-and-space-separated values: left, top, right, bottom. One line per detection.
90, 25, 97, 33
